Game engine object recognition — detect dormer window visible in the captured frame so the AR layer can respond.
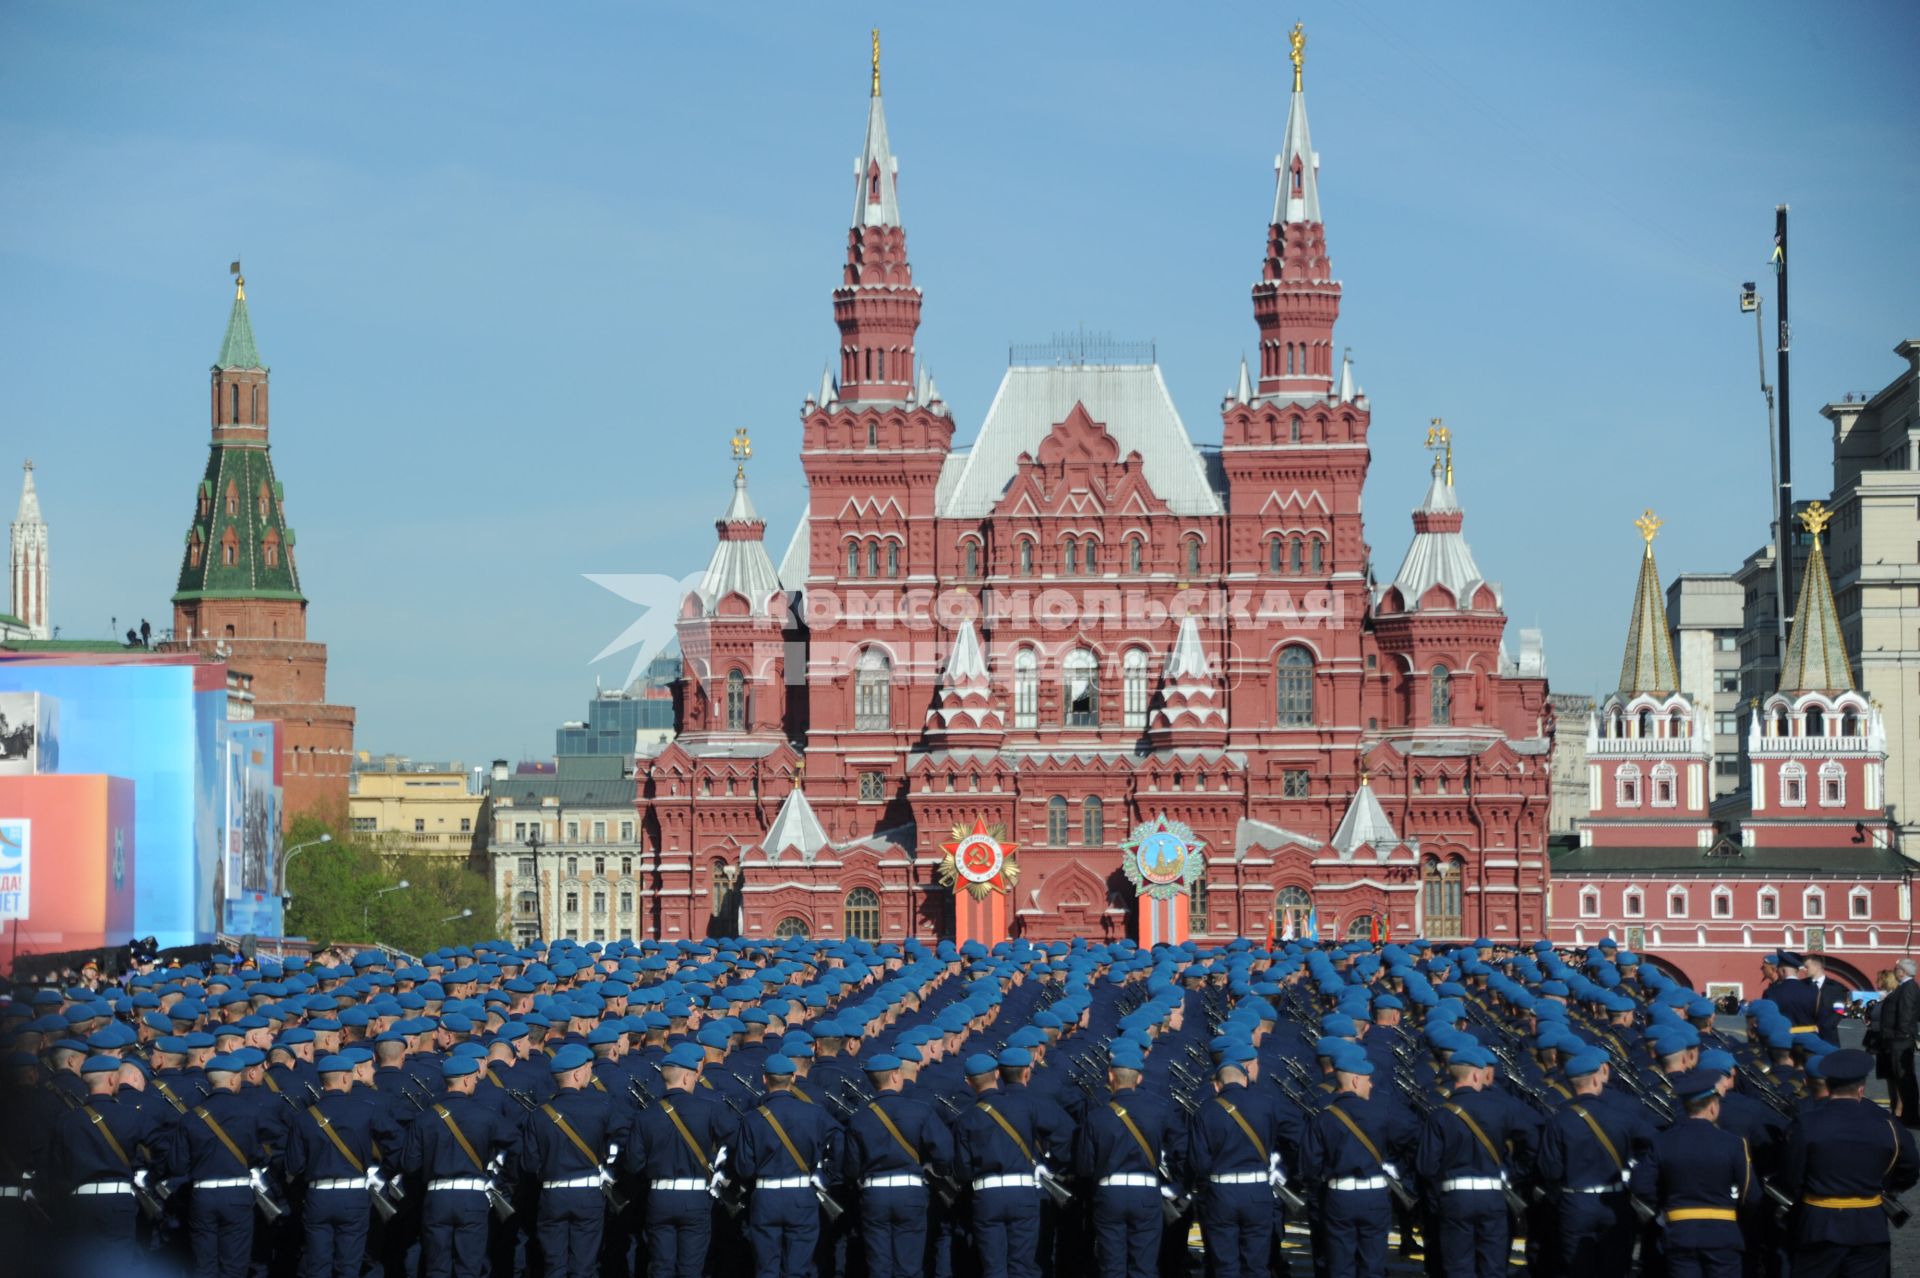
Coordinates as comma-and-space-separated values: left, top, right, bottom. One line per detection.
1290, 415, 1302, 443
867, 422, 878, 448
1291, 157, 1303, 196
1806, 706, 1825, 737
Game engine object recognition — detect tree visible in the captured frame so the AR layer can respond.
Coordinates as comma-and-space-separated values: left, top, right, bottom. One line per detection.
284, 815, 497, 956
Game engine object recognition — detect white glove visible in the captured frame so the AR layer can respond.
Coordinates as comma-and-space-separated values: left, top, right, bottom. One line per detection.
132, 1169, 149, 1189
1381, 1162, 1401, 1181
1159, 1184, 1179, 1202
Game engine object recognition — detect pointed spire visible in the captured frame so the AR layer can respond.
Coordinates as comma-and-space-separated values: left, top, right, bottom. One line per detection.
854, 28, 901, 228
1251, 22, 1339, 400
1779, 501, 1855, 692
1167, 613, 1209, 679
943, 616, 988, 682
763, 783, 832, 862
215, 266, 264, 370
1273, 24, 1321, 227
1337, 348, 1355, 402
1234, 356, 1252, 405
833, 30, 920, 405
15, 461, 42, 526
819, 366, 838, 407
1617, 509, 1680, 695
697, 431, 780, 614
1330, 781, 1406, 859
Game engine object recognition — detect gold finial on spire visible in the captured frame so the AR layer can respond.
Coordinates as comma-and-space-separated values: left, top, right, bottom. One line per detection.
1798, 499, 1833, 543
871, 28, 881, 97
1633, 509, 1663, 554
230, 259, 245, 301
1425, 419, 1453, 485
1358, 767, 1370, 788
731, 427, 753, 478
1289, 21, 1306, 93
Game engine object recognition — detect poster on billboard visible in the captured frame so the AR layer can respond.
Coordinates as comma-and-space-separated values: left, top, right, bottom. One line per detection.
0, 819, 28, 919
221, 723, 282, 937
0, 693, 58, 776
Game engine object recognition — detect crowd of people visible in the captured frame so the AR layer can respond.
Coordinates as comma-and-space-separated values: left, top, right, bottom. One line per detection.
1, 932, 1916, 1278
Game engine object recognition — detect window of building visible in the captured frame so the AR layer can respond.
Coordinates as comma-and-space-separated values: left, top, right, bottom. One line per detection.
1806, 706, 1826, 737
858, 771, 886, 803
621, 856, 632, 875
1122, 649, 1149, 730
564, 892, 579, 914
617, 890, 633, 913
1716, 672, 1740, 693
1269, 537, 1283, 574
590, 891, 606, 915
565, 856, 578, 877
1013, 649, 1039, 729
1578, 887, 1600, 918
1188, 873, 1208, 931
847, 541, 860, 577
1424, 859, 1463, 936
1276, 646, 1315, 726
621, 821, 633, 842
867, 421, 878, 448
1276, 887, 1311, 939
517, 891, 537, 917
726, 669, 747, 731
1819, 761, 1845, 807
1431, 667, 1452, 725
886, 541, 900, 577
1712, 889, 1733, 918
1852, 889, 1872, 919
1616, 763, 1641, 808
774, 915, 810, 939
1310, 539, 1324, 573
1758, 889, 1778, 918
1289, 537, 1303, 574
459, 817, 472, 833
1667, 888, 1687, 918
1623, 889, 1643, 918
1716, 712, 1740, 736
1018, 539, 1034, 576
963, 540, 980, 577
1064, 649, 1099, 726
1127, 537, 1143, 574
845, 887, 881, 941
591, 821, 605, 842
1805, 888, 1825, 919
565, 822, 579, 842
1047, 795, 1069, 844
710, 859, 730, 917
564, 929, 578, 941
1651, 763, 1677, 808
593, 855, 605, 875
855, 648, 892, 729
1063, 537, 1078, 575
1083, 538, 1099, 573
518, 856, 535, 877
1184, 536, 1201, 577
1780, 762, 1806, 806
1282, 769, 1310, 798
1717, 634, 1737, 652
1082, 796, 1105, 846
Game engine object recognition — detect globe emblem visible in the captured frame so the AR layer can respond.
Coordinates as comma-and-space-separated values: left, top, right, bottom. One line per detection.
1137, 829, 1188, 885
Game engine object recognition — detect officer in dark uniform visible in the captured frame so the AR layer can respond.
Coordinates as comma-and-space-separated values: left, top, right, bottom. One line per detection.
284, 1053, 400, 1278
521, 1042, 622, 1278
1629, 1067, 1753, 1278
1413, 1043, 1540, 1278
1535, 1050, 1651, 1278
402, 1054, 518, 1278
846, 1050, 955, 1278
43, 1055, 169, 1267
178, 1051, 277, 1278
1183, 1041, 1283, 1278
1300, 1047, 1416, 1278
1070, 1041, 1173, 1278
949, 1051, 1036, 1278
620, 1042, 732, 1278
1780, 1047, 1920, 1278
736, 1052, 841, 1278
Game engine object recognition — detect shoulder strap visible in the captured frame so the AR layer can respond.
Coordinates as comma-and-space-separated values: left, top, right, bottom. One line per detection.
1326, 1102, 1385, 1169
194, 1105, 252, 1173
590, 1075, 608, 1093
757, 1103, 811, 1174
84, 1106, 133, 1170
433, 1105, 487, 1174
306, 1104, 366, 1176
1215, 1097, 1268, 1162
152, 1077, 190, 1115
658, 1100, 711, 1168
869, 1100, 921, 1165
1569, 1104, 1623, 1173
540, 1102, 603, 1171
977, 1102, 1035, 1166
1443, 1101, 1506, 1175
1108, 1101, 1155, 1165
263, 1071, 283, 1095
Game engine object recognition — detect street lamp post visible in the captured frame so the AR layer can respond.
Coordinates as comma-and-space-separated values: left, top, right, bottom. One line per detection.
279, 833, 334, 908
363, 880, 411, 935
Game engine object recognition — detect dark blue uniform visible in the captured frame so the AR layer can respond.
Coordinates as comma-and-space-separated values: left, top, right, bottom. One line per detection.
846, 1090, 955, 1278
178, 1087, 276, 1278
402, 1091, 518, 1278
284, 1090, 394, 1278
736, 1088, 841, 1278
1183, 1083, 1283, 1278
1536, 1096, 1651, 1278
520, 1086, 622, 1278
1780, 1096, 1920, 1277
45, 1091, 169, 1263
1072, 1088, 1174, 1278
1629, 1112, 1753, 1278
952, 1085, 1049, 1278
1300, 1088, 1416, 1278
1413, 1085, 1539, 1278
619, 1090, 733, 1278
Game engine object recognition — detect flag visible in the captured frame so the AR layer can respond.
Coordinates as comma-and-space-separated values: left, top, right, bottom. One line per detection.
1371, 916, 1382, 944
1266, 917, 1277, 951
1281, 912, 1295, 943
1307, 908, 1319, 942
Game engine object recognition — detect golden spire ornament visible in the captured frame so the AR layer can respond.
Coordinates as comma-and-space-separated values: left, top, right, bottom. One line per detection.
871, 28, 881, 97
1799, 499, 1833, 543
1289, 22, 1306, 93
230, 259, 245, 301
731, 427, 752, 478
1634, 509, 1663, 554
1425, 419, 1453, 485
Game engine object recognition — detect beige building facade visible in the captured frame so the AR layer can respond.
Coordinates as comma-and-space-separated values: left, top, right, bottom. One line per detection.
349, 755, 485, 861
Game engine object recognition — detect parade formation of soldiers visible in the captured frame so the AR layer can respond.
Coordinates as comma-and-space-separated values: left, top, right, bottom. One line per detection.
3, 933, 1917, 1278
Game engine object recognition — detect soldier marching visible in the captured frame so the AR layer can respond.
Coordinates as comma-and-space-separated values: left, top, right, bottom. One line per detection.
2, 933, 1915, 1277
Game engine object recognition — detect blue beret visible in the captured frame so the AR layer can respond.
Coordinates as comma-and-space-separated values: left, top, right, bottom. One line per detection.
317, 1054, 356, 1074
82, 1055, 122, 1074
762, 1053, 797, 1076
442, 1056, 480, 1079
1671, 1068, 1724, 1104
549, 1044, 593, 1073
997, 1047, 1033, 1069
964, 1053, 999, 1077
587, 1026, 621, 1046
663, 1044, 705, 1071
865, 1053, 903, 1073
1452, 1046, 1494, 1069
1698, 1049, 1737, 1074
1333, 1056, 1374, 1076
1564, 1051, 1608, 1079
695, 1027, 730, 1049
204, 1053, 244, 1072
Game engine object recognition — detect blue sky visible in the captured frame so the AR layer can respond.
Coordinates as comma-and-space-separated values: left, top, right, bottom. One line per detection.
3, 3, 1916, 763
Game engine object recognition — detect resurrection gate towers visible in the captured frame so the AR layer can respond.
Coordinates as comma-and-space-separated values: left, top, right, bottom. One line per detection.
602, 34, 1554, 947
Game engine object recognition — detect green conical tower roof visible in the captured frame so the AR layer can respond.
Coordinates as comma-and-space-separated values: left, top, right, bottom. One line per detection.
1779, 502, 1854, 692
1618, 510, 1679, 695
215, 274, 264, 370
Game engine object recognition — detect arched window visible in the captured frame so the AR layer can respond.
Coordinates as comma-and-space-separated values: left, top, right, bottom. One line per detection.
1013, 649, 1039, 729
1758, 888, 1778, 919
774, 916, 810, 939
1269, 537, 1283, 573
1063, 537, 1078, 575
710, 859, 731, 917
1346, 915, 1378, 941
225, 483, 238, 516
1083, 538, 1099, 573
1774, 709, 1790, 738
1019, 539, 1035, 577
1851, 887, 1872, 920
1843, 709, 1861, 737
1431, 666, 1452, 726
847, 541, 860, 577
1637, 708, 1653, 739
1780, 761, 1806, 806
854, 648, 892, 729
230, 384, 240, 423
1188, 872, 1209, 932
725, 669, 746, 731
517, 891, 537, 917
844, 887, 881, 941
867, 422, 878, 448
886, 541, 900, 577
1820, 761, 1845, 807
1578, 887, 1599, 918
1122, 648, 1150, 730
1289, 536, 1303, 574
1609, 708, 1624, 739
1081, 796, 1104, 846
1289, 415, 1302, 443
1806, 706, 1825, 737
1047, 796, 1069, 844
1310, 539, 1324, 573
1275, 646, 1315, 727
1127, 537, 1143, 574
1184, 536, 1201, 576
1276, 887, 1312, 939
1667, 888, 1687, 918
222, 536, 238, 567
1804, 888, 1826, 919
1064, 649, 1099, 726
1424, 858, 1463, 937
1650, 762, 1677, 807
868, 541, 882, 577
1616, 763, 1642, 807
963, 540, 980, 578
1623, 888, 1644, 918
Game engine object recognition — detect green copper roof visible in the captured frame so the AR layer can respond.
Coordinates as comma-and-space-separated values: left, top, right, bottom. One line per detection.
172, 439, 304, 604
215, 289, 264, 370
1779, 527, 1854, 692
1617, 535, 1679, 695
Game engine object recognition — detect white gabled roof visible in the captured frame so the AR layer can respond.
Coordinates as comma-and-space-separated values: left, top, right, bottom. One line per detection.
1379, 463, 1497, 613
777, 513, 810, 590
1329, 783, 1406, 858
763, 785, 831, 862
939, 364, 1224, 518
